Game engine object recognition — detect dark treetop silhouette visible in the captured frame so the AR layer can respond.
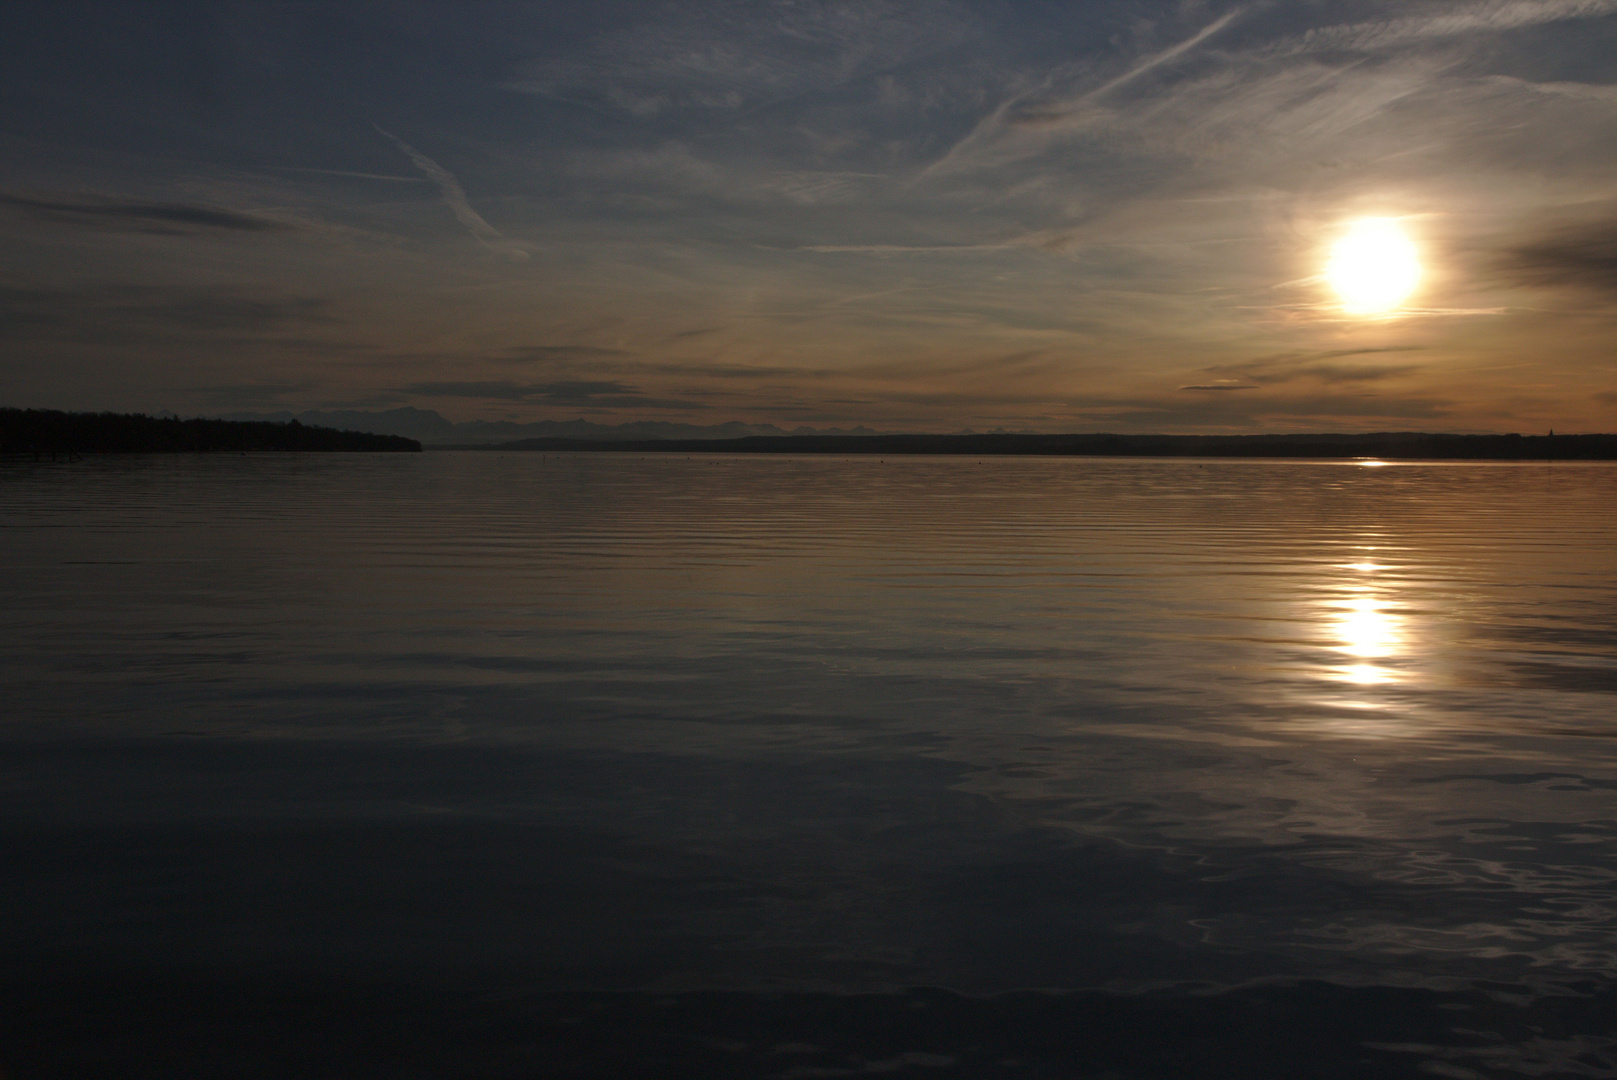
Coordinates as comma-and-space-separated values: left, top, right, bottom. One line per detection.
0, 409, 422, 454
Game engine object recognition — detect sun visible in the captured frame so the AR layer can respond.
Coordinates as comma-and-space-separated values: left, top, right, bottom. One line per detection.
1325, 218, 1421, 315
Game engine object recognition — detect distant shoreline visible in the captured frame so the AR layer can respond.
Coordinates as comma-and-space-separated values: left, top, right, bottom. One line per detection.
461, 431, 1617, 460
7, 409, 1613, 459
0, 409, 421, 453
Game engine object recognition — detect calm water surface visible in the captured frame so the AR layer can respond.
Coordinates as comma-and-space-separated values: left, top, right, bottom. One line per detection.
4, 453, 1616, 1077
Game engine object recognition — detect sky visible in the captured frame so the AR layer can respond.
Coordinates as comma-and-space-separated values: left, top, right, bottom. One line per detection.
2, 0, 1615, 434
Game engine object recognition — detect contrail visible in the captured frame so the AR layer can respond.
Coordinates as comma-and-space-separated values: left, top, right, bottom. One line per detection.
921, 8, 1243, 177
280, 166, 429, 183
374, 126, 528, 261
1080, 7, 1242, 103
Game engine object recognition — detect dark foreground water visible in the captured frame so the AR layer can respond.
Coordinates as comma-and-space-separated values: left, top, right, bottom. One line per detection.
4, 452, 1616, 1078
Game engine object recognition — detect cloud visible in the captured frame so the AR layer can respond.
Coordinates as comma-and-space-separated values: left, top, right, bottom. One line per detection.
936, 47, 1434, 187
506, 0, 976, 116
0, 192, 296, 234
0, 283, 330, 336
535, 380, 639, 402
374, 127, 530, 262
1085, 390, 1455, 429
399, 380, 700, 409
798, 242, 1012, 254
1498, 78, 1617, 103
187, 381, 320, 405
1086, 9, 1246, 99
922, 8, 1243, 177
500, 345, 629, 361
401, 380, 573, 400
1191, 348, 1426, 389
648, 361, 809, 380
1501, 220, 1617, 293
10, 3, 1616, 435
761, 171, 885, 204
911, 0, 1617, 200
1275, 0, 1617, 58
146, 292, 330, 331
278, 167, 431, 183
571, 144, 894, 208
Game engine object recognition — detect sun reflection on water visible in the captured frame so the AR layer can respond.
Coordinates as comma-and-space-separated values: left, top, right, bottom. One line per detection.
1330, 559, 1404, 687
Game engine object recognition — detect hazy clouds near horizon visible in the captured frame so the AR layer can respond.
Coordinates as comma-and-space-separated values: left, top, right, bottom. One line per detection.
2, 1, 1615, 433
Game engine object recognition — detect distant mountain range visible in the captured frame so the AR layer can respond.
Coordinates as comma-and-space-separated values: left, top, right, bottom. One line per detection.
215, 408, 888, 445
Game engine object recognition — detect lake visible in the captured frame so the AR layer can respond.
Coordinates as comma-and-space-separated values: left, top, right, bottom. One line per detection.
4, 452, 1616, 1078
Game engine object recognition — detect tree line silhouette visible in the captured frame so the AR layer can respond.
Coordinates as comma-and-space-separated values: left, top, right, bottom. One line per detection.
1, 409, 421, 455
495, 430, 1617, 459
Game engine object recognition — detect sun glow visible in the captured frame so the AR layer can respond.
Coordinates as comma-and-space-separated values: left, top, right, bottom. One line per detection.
1325, 218, 1421, 315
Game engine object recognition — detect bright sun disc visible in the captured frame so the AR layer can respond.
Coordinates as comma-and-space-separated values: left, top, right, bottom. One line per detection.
1325, 218, 1420, 314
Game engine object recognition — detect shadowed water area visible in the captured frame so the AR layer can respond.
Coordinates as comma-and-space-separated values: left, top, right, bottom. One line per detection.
3, 453, 1616, 1078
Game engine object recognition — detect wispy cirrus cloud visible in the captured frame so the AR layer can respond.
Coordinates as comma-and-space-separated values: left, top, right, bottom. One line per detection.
506, 0, 977, 116
915, 0, 1617, 199
1273, 0, 1617, 57
761, 171, 887, 205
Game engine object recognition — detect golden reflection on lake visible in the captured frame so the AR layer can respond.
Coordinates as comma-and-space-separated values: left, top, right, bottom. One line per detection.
1297, 551, 1416, 734
1331, 560, 1403, 687
4, 453, 1617, 1007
